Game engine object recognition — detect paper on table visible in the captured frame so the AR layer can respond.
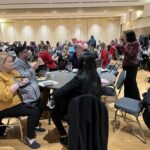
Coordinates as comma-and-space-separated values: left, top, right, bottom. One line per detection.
101, 68, 108, 72
101, 78, 110, 84
38, 80, 58, 87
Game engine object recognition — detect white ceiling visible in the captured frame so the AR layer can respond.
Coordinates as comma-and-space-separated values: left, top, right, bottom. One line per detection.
0, 0, 149, 9
0, 0, 148, 19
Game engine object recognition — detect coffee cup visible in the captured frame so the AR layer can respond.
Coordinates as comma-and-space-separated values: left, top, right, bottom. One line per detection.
97, 68, 101, 74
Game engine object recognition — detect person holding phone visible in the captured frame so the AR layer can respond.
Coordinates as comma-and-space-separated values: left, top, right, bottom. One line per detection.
0, 52, 41, 149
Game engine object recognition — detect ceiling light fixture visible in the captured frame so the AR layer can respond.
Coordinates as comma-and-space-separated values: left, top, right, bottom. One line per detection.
128, 9, 134, 12
41, 20, 46, 22
104, 10, 108, 13
52, 11, 57, 14
1, 12, 6, 15
24, 20, 29, 23
77, 10, 83, 13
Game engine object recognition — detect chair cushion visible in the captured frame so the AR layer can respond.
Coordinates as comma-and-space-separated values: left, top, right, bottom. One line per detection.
101, 87, 116, 96
115, 97, 143, 116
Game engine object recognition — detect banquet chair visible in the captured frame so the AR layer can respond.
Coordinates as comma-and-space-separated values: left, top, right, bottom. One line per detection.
113, 98, 146, 143
101, 70, 126, 102
107, 61, 121, 77
68, 94, 108, 150
0, 117, 23, 140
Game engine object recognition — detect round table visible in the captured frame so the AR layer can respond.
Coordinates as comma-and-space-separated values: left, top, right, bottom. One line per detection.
38, 70, 116, 89
38, 70, 116, 124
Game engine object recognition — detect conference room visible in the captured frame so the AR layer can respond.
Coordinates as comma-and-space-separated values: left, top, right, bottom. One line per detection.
0, 0, 150, 150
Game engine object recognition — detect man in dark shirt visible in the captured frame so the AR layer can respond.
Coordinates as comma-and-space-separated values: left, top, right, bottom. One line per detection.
69, 43, 83, 68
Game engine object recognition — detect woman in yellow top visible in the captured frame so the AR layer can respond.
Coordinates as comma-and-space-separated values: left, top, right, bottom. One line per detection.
0, 52, 41, 149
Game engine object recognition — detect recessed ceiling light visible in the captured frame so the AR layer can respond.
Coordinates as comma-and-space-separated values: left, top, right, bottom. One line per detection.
104, 10, 108, 13
0, 19, 6, 22
77, 10, 82, 13
128, 9, 134, 12
52, 11, 57, 14
59, 19, 63, 22
1, 12, 6, 15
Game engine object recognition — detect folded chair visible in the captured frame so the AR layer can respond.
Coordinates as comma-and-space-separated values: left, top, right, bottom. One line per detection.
113, 98, 146, 144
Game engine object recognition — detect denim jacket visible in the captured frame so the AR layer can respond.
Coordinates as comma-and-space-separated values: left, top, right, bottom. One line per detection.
14, 57, 40, 104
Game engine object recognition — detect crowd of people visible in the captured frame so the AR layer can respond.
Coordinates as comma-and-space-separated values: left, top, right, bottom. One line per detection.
0, 31, 149, 149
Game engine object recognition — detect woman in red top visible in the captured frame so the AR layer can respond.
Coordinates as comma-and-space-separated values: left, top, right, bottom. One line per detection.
100, 43, 109, 68
109, 40, 116, 60
39, 44, 57, 71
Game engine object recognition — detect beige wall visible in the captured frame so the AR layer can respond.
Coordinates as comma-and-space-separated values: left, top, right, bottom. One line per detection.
121, 7, 150, 36
143, 3, 150, 17
134, 27, 150, 36
0, 18, 120, 46
122, 16, 150, 31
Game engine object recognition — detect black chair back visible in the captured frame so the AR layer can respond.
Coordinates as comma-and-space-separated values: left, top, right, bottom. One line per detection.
68, 94, 108, 150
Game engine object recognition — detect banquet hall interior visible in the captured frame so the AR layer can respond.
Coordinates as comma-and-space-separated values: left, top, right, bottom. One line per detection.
0, 0, 150, 150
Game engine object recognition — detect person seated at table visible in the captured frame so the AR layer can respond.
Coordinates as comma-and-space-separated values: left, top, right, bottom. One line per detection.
0, 52, 41, 149
30, 48, 48, 75
51, 52, 102, 146
39, 44, 57, 71
69, 43, 84, 69
13, 46, 45, 132
58, 47, 70, 70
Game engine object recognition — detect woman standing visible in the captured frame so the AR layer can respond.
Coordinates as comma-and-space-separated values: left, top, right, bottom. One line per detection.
100, 42, 109, 68
122, 30, 141, 100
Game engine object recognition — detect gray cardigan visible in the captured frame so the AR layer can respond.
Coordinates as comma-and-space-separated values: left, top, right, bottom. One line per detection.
14, 57, 40, 104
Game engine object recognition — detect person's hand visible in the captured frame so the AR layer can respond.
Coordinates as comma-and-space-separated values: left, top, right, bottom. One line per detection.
18, 78, 29, 87
21, 78, 29, 84
31, 62, 39, 70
